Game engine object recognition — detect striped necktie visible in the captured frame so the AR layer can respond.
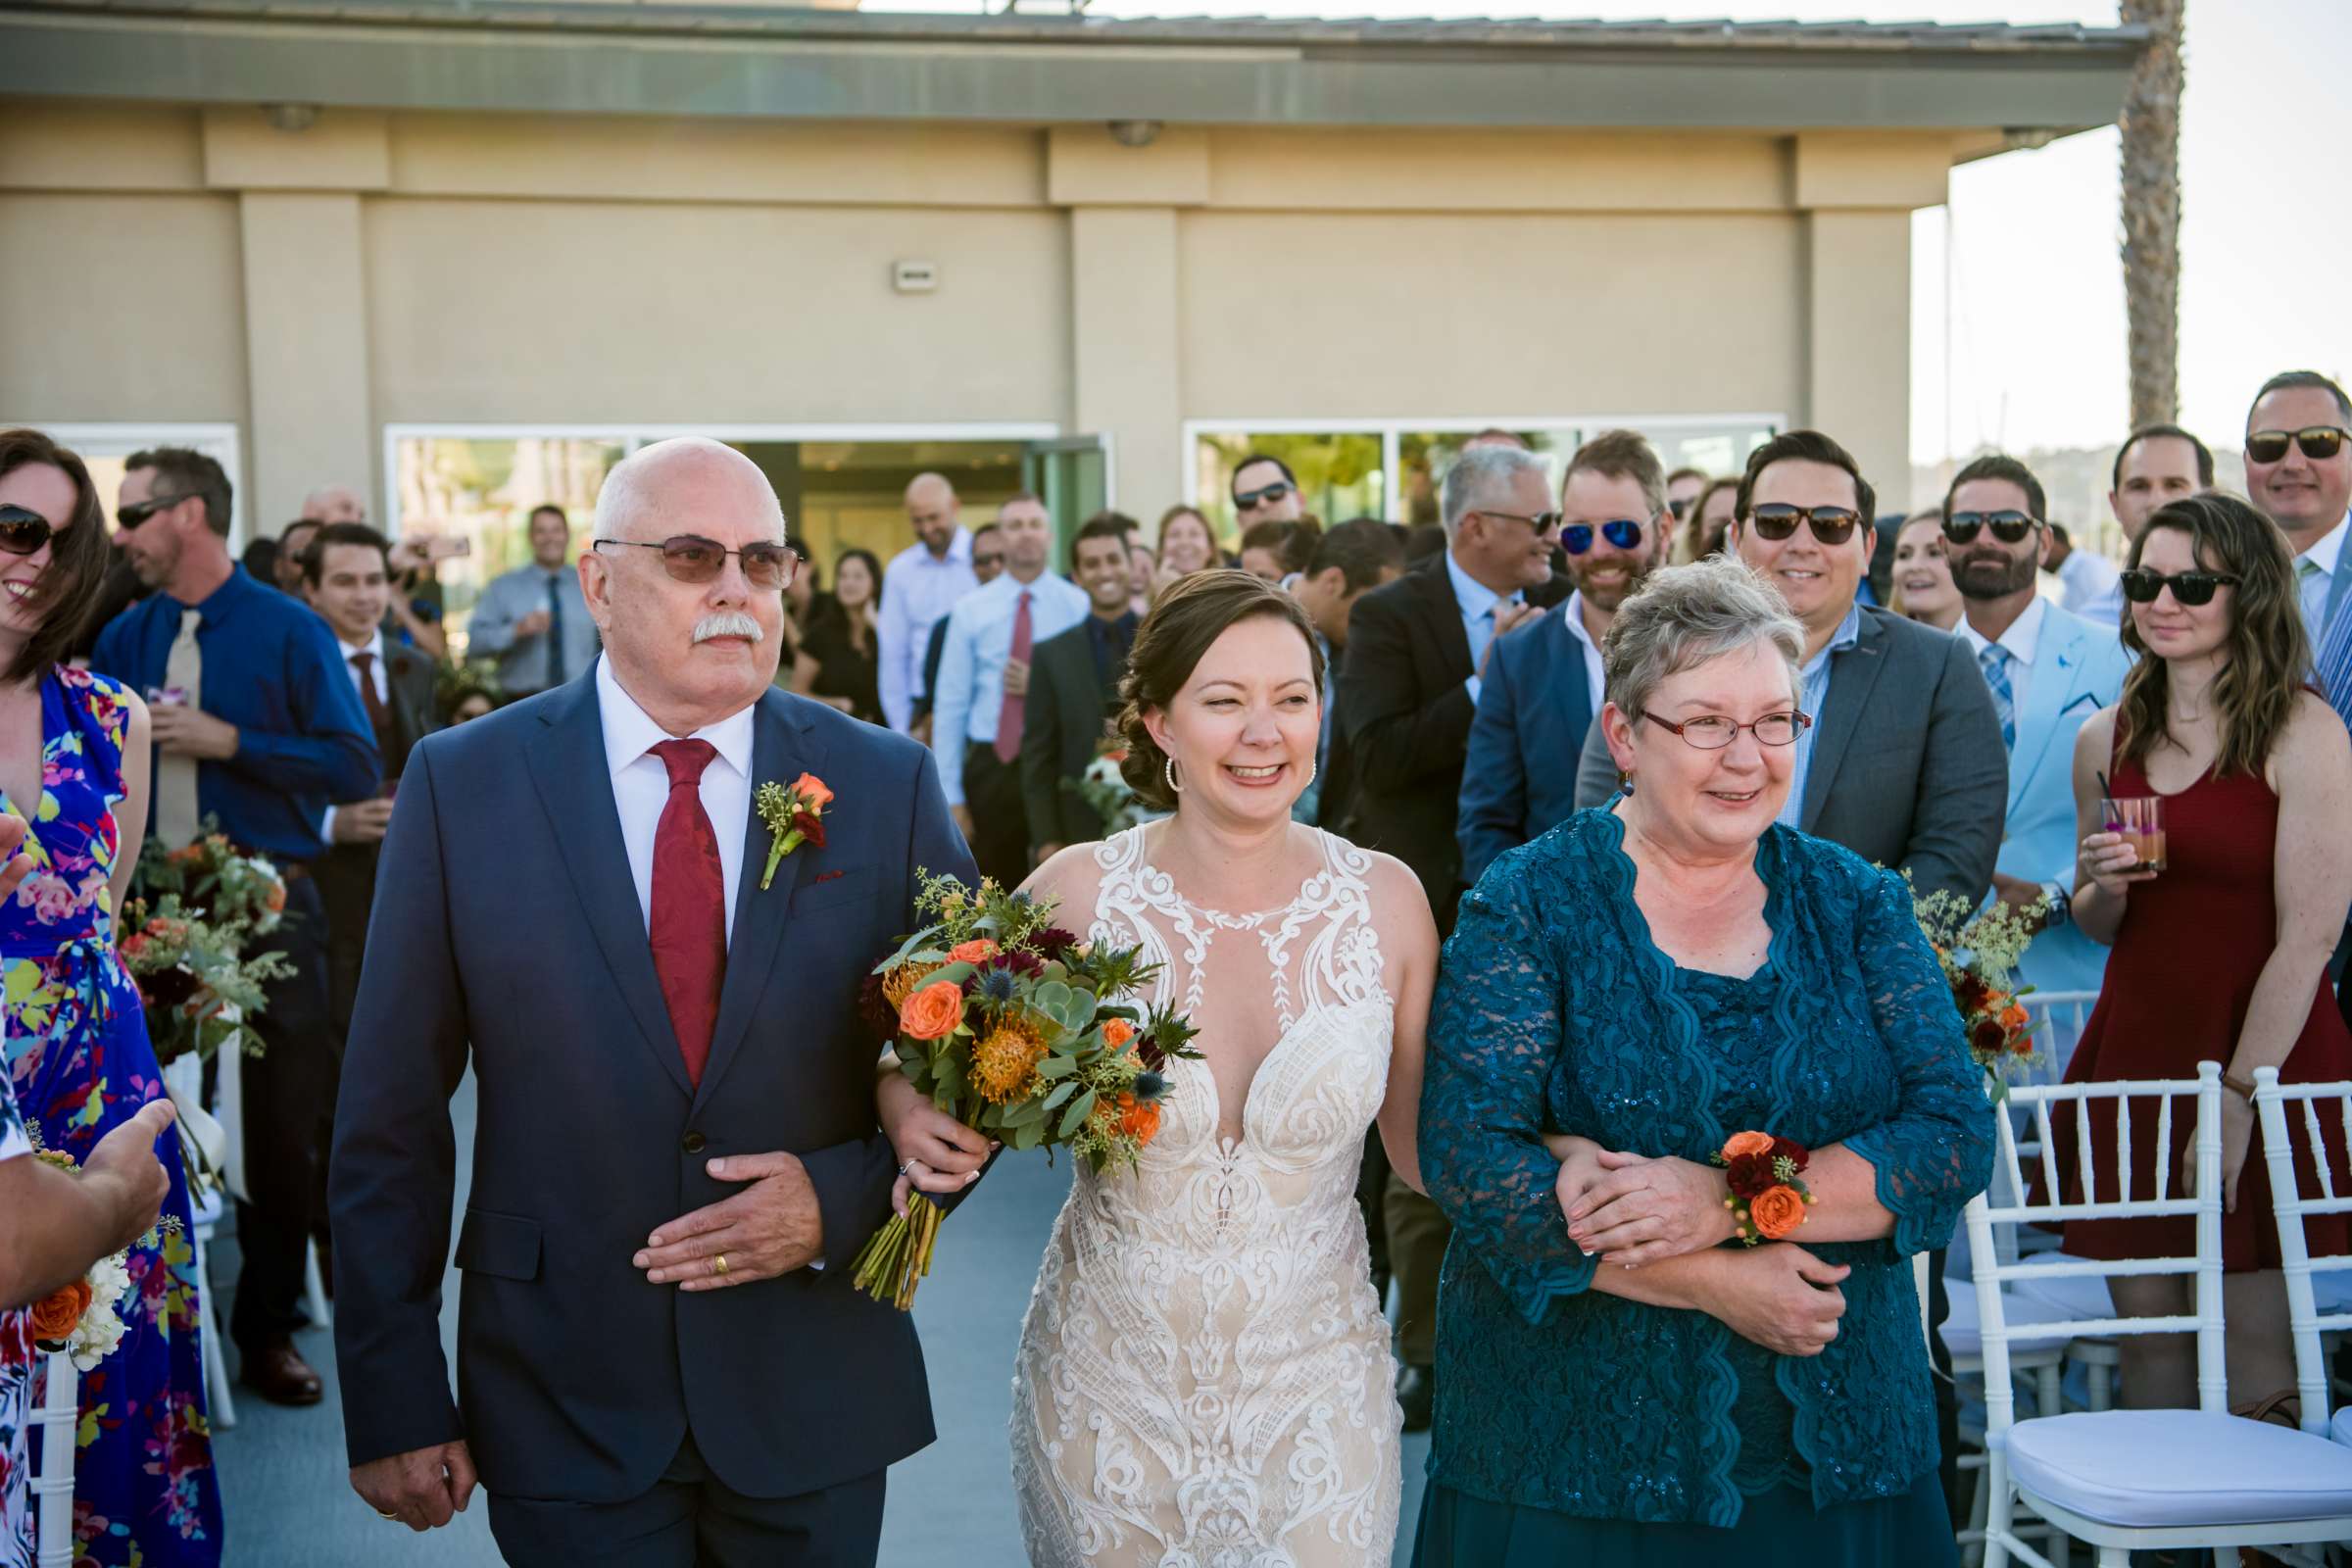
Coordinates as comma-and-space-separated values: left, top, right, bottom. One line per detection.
1978, 643, 2016, 754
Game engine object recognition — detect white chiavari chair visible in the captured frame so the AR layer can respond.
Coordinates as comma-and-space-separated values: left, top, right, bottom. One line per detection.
2255, 1067, 2352, 1467
30, 1350, 76, 1568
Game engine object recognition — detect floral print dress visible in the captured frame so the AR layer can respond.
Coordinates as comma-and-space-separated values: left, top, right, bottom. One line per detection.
1, 1068, 33, 1568
2, 667, 221, 1567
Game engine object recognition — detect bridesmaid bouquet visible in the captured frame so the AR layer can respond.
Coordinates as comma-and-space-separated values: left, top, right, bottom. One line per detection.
23, 1140, 164, 1371
1070, 740, 1153, 837
1911, 880, 2045, 1102
850, 870, 1200, 1308
120, 828, 293, 1068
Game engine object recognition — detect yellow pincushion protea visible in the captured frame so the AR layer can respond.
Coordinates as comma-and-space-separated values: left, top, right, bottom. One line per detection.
971, 1015, 1048, 1104
882, 961, 941, 1010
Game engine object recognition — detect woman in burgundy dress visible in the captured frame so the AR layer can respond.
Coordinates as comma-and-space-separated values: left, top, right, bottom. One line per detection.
2061, 492, 2352, 1411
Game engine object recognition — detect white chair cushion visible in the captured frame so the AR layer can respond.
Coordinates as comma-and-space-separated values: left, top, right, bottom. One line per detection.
1942, 1277, 2080, 1359
2332, 1405, 2352, 1451
2006, 1408, 2352, 1527
2006, 1253, 2120, 1321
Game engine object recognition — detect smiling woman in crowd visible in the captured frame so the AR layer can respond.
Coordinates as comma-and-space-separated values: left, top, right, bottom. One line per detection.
1886, 509, 1962, 632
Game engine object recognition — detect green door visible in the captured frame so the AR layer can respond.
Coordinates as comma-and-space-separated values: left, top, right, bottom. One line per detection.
1023, 437, 1109, 567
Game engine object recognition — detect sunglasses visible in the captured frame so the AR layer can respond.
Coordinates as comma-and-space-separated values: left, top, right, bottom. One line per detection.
2119, 567, 2239, 607
115, 493, 201, 529
1667, 497, 1693, 520
1942, 510, 2040, 546
593, 535, 798, 589
1233, 481, 1295, 511
1744, 503, 1862, 546
0, 505, 54, 556
2245, 426, 2350, 465
1563, 518, 1643, 555
1478, 509, 1562, 537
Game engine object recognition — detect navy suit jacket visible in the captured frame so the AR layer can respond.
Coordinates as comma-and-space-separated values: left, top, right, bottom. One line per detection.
1456, 604, 1596, 890
329, 672, 977, 1502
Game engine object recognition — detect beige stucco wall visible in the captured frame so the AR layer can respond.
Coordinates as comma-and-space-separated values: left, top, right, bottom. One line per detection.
0, 100, 1958, 526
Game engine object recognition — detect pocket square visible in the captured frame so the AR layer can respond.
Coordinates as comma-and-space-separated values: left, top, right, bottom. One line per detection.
813, 869, 847, 885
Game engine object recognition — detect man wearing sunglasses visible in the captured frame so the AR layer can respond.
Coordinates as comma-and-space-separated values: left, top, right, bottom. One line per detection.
90, 447, 381, 1409
331, 436, 977, 1562
468, 504, 601, 699
1459, 429, 1669, 888
2245, 371, 2352, 671
1230, 454, 1305, 527
1943, 454, 2134, 1002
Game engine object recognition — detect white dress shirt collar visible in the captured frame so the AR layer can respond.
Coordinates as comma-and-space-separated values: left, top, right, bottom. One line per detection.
339, 627, 386, 664
2299, 511, 2349, 579
598, 655, 757, 784
597, 654, 757, 942
1958, 593, 2048, 671
1558, 590, 1607, 711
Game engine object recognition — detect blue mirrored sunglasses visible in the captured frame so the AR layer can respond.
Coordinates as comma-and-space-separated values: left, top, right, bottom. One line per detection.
1562, 518, 1644, 556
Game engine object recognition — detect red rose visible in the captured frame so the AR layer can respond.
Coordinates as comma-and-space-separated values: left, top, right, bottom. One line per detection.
792, 811, 827, 851
1768, 1137, 1809, 1173
1724, 1152, 1776, 1200
1971, 1017, 2008, 1055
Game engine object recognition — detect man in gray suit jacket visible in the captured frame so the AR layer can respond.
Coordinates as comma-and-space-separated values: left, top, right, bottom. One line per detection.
1574, 430, 2004, 906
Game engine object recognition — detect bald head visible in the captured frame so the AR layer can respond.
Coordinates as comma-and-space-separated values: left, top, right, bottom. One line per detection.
905, 471, 960, 559
594, 438, 786, 547
303, 484, 367, 524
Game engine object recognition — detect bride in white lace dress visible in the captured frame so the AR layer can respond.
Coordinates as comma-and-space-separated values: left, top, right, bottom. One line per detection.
881, 571, 1437, 1567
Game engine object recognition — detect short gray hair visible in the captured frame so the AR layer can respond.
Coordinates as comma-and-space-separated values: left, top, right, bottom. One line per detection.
1602, 556, 1804, 721
1440, 444, 1548, 538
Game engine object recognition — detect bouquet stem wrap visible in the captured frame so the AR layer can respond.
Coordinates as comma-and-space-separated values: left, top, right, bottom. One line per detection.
850, 1192, 944, 1311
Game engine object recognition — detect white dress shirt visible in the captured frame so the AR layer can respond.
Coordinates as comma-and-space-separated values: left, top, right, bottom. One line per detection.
929, 570, 1091, 806
1958, 594, 2049, 710
2295, 511, 2350, 643
2056, 549, 2123, 623
877, 528, 977, 733
1558, 591, 1608, 713
598, 655, 755, 946
320, 630, 391, 844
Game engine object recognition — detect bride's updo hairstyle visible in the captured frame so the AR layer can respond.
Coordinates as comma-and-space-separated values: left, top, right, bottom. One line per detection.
1117, 567, 1327, 812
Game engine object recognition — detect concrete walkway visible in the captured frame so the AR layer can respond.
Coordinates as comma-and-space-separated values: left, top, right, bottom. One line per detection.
207, 1072, 1428, 1565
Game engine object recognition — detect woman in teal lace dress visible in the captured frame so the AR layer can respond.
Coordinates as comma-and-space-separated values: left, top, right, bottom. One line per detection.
1414, 557, 1992, 1567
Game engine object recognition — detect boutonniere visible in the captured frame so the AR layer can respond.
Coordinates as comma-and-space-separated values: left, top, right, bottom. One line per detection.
755, 773, 833, 890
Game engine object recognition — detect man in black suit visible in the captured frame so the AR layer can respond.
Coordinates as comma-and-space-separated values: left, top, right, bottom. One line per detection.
1337, 443, 1568, 1431
1022, 514, 1139, 860
1288, 517, 1404, 839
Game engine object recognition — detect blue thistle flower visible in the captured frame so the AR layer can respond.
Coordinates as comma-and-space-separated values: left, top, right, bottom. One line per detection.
975, 967, 1020, 1006
1132, 1070, 1167, 1102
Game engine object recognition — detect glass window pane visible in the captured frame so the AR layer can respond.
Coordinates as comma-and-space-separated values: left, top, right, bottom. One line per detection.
1640, 424, 1778, 485
1396, 430, 1572, 530
1194, 431, 1384, 541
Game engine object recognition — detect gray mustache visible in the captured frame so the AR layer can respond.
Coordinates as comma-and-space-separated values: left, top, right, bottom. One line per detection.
691, 612, 764, 644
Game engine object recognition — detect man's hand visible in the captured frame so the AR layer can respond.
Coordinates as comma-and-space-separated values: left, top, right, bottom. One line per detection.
951, 805, 975, 843
513, 609, 553, 640
0, 814, 33, 901
633, 1152, 823, 1290
1479, 602, 1541, 675
351, 1441, 477, 1533
1990, 872, 2050, 932
332, 799, 397, 846
150, 705, 239, 760
1002, 656, 1031, 699
80, 1099, 176, 1252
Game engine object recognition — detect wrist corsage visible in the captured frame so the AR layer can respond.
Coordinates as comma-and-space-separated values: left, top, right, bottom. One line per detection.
1712, 1130, 1814, 1245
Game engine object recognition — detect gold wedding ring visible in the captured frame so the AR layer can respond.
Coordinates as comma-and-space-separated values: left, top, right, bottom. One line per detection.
711, 1252, 729, 1277
377, 1510, 399, 1521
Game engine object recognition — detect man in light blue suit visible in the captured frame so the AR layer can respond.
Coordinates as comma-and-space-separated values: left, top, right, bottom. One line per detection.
1944, 455, 2133, 1005
1457, 429, 1669, 888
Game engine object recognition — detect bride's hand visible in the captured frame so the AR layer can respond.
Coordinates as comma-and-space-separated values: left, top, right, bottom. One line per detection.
877, 1072, 993, 1216
1564, 1151, 1735, 1268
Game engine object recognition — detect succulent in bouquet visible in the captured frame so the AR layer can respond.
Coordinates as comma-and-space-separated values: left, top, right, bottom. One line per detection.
851, 871, 1200, 1308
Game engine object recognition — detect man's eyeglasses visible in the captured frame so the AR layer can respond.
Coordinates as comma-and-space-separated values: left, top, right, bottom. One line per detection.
2119, 568, 2238, 607
0, 505, 54, 556
1233, 480, 1295, 511
116, 494, 202, 529
2244, 426, 2350, 465
1942, 511, 2040, 546
592, 535, 799, 590
1668, 497, 1693, 520
1476, 509, 1562, 537
1643, 710, 1811, 750
1563, 519, 1643, 556
1744, 504, 1862, 546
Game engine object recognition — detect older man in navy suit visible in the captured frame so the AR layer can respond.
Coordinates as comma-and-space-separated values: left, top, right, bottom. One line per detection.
329, 439, 976, 1565
1457, 429, 1670, 888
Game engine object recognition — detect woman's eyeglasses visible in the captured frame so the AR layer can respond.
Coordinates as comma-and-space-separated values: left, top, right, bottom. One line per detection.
0, 505, 54, 556
1643, 710, 1811, 750
2118, 568, 2239, 607
2244, 426, 2350, 465
1743, 504, 1861, 546
1563, 518, 1643, 555
593, 535, 799, 590
1941, 510, 2040, 546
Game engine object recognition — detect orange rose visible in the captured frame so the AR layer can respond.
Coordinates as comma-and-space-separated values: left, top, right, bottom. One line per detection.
2000, 1003, 2029, 1031
947, 939, 999, 965
29, 1279, 91, 1343
1102, 1018, 1135, 1051
1722, 1130, 1775, 1159
1748, 1185, 1808, 1240
898, 980, 966, 1042
1117, 1093, 1160, 1143
792, 772, 834, 810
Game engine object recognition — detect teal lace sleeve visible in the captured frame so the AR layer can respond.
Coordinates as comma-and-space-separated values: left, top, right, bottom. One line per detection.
1838, 862, 1995, 1256
1421, 863, 1597, 1324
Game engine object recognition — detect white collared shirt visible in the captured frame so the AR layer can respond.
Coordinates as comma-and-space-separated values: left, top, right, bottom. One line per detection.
877, 527, 978, 733
1959, 594, 2049, 710
598, 655, 756, 946
2295, 511, 2350, 642
338, 628, 389, 706
1558, 591, 1607, 712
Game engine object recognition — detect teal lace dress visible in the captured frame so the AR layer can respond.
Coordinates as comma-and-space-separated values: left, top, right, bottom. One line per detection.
1411, 809, 1991, 1566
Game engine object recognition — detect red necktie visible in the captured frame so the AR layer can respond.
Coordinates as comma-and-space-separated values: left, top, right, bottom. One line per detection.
648, 738, 726, 1087
350, 651, 393, 742
994, 589, 1033, 763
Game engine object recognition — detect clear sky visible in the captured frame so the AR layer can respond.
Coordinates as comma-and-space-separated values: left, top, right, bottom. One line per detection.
872, 0, 2350, 464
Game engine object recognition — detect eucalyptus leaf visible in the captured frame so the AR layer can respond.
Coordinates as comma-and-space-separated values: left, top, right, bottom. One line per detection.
1058, 1088, 1098, 1139
1035, 1055, 1076, 1079
1043, 1081, 1079, 1109
1001, 1098, 1046, 1128
872, 923, 948, 974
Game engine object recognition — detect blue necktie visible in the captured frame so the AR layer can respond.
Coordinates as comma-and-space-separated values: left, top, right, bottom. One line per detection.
546, 573, 565, 688
1978, 644, 2015, 754
2316, 593, 2352, 734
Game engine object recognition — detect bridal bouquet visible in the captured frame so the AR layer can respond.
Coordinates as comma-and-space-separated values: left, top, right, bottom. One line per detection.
851, 871, 1199, 1308
1911, 880, 2044, 1102
121, 829, 293, 1068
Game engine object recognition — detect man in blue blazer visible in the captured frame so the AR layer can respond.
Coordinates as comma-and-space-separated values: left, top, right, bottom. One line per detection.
329, 439, 976, 1564
1944, 455, 2134, 1007
1458, 430, 1669, 888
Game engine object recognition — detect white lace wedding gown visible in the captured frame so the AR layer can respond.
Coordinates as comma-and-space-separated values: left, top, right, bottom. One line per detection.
1010, 825, 1402, 1567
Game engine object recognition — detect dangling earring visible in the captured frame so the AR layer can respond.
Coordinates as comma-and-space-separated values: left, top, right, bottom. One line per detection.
1164, 756, 1184, 794
1619, 771, 1636, 798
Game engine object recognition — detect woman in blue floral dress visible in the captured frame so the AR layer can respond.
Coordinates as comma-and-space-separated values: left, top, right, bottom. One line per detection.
0, 430, 222, 1566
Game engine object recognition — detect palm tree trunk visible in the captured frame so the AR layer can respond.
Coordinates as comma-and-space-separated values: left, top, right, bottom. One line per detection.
2119, 0, 2185, 429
